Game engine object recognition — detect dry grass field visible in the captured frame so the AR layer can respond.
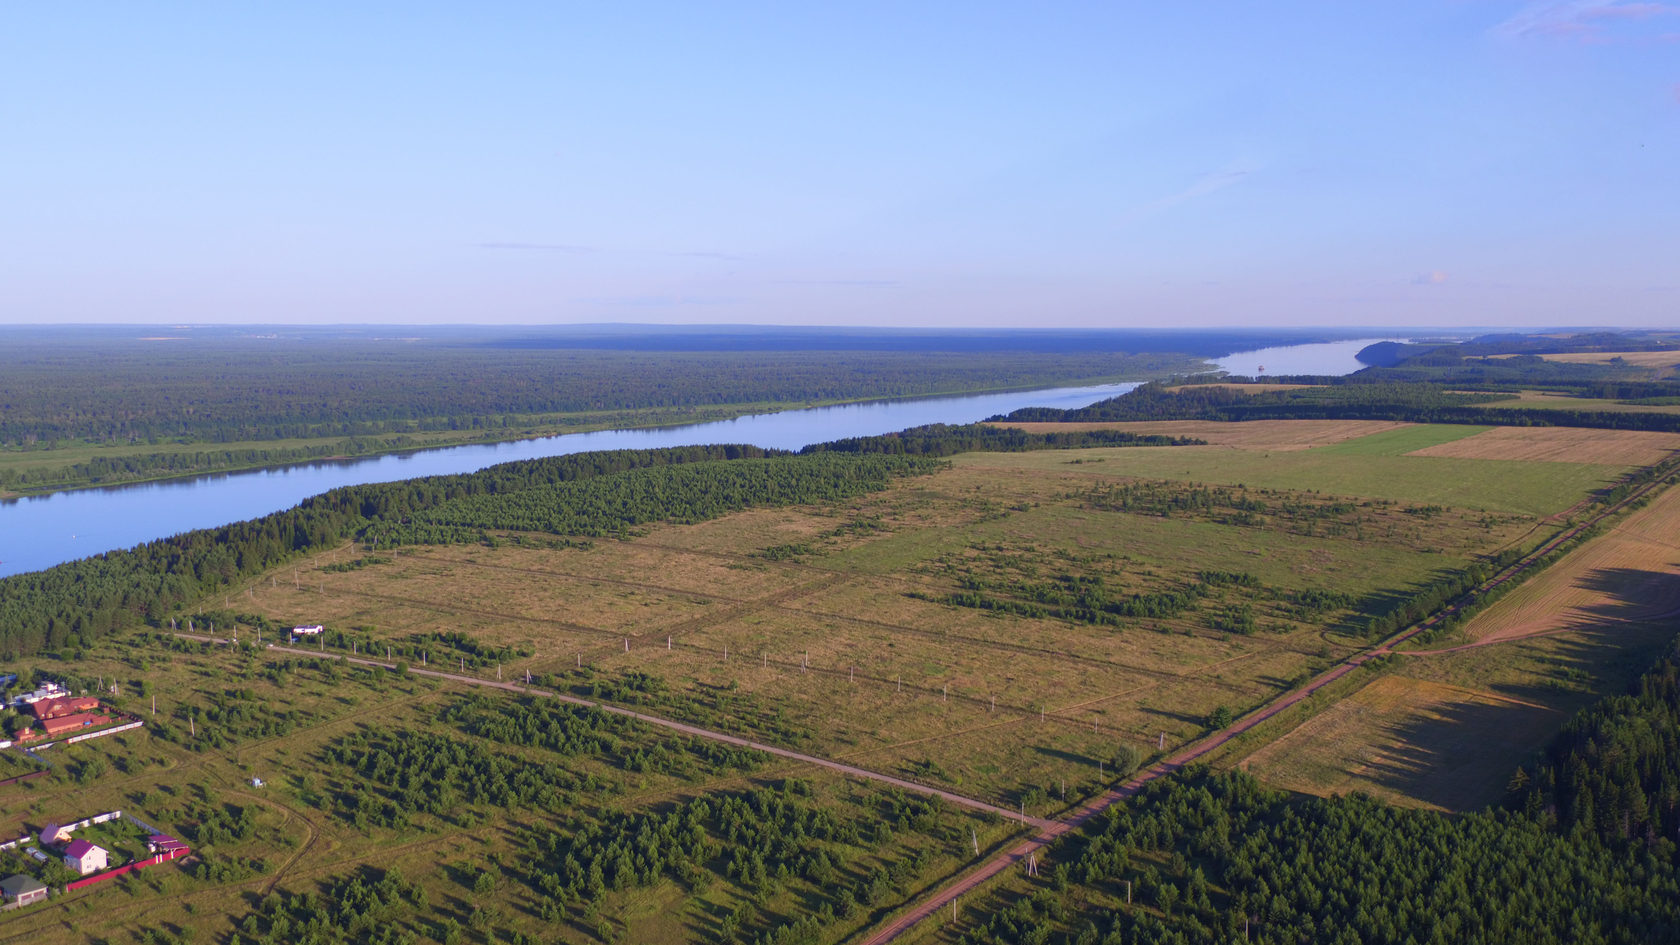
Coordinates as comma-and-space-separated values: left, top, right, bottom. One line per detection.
222, 429, 1609, 811
1535, 350, 1680, 368
1405, 425, 1680, 466
1444, 478, 1680, 648
1236, 468, 1680, 812
1480, 389, 1680, 415
1237, 675, 1566, 811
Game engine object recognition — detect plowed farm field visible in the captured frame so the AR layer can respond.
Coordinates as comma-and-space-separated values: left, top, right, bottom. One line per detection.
1406, 425, 1680, 466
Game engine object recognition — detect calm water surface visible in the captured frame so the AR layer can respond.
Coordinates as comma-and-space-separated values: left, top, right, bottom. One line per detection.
0, 339, 1386, 578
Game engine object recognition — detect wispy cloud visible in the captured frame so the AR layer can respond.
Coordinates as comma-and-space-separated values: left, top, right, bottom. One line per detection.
773, 279, 899, 288
1411, 270, 1450, 286
1116, 163, 1256, 227
474, 241, 596, 253
1494, 0, 1679, 41
581, 294, 737, 308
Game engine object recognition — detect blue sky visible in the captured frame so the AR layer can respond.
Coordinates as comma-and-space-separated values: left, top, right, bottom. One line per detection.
4, 2, 1677, 328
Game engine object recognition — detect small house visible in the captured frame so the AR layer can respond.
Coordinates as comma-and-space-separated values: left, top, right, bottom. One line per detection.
0, 874, 47, 908
38, 823, 70, 847
62, 839, 107, 876
290, 625, 325, 636
146, 834, 188, 855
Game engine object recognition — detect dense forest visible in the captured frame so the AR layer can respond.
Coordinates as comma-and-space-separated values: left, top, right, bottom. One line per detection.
1513, 642, 1680, 847
950, 636, 1680, 945
0, 328, 1221, 450
0, 425, 1189, 660
1001, 379, 1680, 433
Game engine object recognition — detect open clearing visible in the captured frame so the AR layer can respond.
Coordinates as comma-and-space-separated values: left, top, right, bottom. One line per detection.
1405, 425, 1680, 466
999, 419, 1413, 450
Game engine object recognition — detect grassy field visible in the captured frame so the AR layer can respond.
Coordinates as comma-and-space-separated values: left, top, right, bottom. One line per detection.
1236, 461, 1680, 812
958, 438, 1625, 517
0, 420, 1660, 942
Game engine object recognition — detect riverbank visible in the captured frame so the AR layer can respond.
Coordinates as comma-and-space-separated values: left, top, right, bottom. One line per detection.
0, 368, 1188, 498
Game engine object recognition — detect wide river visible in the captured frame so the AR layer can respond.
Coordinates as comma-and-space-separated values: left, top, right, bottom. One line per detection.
0, 338, 1388, 578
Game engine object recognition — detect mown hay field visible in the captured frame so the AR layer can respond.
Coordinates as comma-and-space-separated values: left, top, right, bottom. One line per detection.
1444, 476, 1680, 647
1405, 425, 1680, 466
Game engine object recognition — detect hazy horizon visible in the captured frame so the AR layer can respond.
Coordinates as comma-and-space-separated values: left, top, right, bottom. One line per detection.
6, 3, 1676, 329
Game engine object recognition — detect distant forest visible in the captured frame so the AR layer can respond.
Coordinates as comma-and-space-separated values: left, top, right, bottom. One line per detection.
999, 331, 1680, 433
0, 325, 1321, 449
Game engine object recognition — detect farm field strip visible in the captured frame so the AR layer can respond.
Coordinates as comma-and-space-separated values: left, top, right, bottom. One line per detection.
1404, 425, 1680, 465
1439, 475, 1680, 648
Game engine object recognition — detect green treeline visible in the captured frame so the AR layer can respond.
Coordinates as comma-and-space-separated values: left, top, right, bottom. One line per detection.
956, 767, 1680, 945
1000, 379, 1680, 433
1361, 550, 1522, 639
378, 453, 942, 546
803, 424, 1202, 455
954, 633, 1680, 945
1513, 641, 1680, 846
926, 574, 1209, 626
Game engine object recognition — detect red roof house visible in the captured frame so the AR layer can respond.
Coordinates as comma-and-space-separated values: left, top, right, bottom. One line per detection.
27, 696, 100, 721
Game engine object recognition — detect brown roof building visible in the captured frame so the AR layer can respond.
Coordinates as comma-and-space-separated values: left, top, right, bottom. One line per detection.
26, 696, 100, 721
40, 713, 110, 737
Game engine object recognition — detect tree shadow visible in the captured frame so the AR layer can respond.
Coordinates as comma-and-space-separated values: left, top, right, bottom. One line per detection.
1359, 566, 1680, 810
